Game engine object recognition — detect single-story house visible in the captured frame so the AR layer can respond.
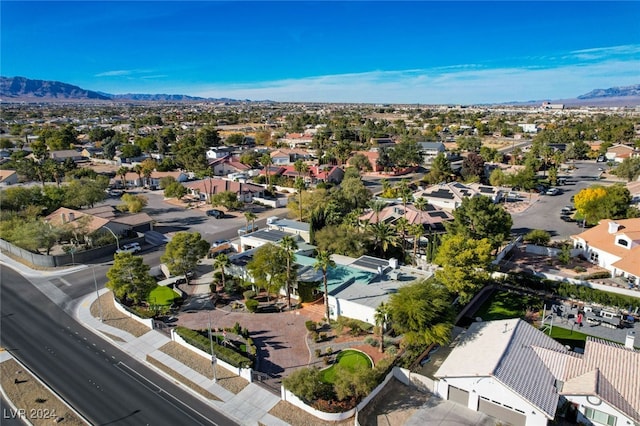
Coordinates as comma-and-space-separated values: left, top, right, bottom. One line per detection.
270, 148, 312, 165
571, 218, 640, 286
606, 144, 639, 163
183, 178, 264, 203
359, 202, 453, 232
45, 207, 154, 237
209, 156, 251, 177
49, 149, 89, 164
413, 182, 482, 211
278, 132, 314, 149
115, 171, 188, 188
435, 318, 639, 426
0, 169, 18, 186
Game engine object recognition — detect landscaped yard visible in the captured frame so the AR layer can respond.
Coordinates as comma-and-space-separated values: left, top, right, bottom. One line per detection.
148, 285, 180, 306
475, 290, 542, 321
320, 349, 372, 383
545, 326, 590, 350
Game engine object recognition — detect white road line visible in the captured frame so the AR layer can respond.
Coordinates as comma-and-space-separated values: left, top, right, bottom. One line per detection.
58, 278, 72, 287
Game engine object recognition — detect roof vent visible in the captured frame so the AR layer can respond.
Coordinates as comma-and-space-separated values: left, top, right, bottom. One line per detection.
608, 221, 620, 234
625, 331, 636, 350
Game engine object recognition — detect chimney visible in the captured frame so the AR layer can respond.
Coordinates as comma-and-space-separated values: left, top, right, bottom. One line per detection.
608, 221, 620, 234
60, 213, 66, 224
68, 212, 75, 222
625, 331, 636, 350
388, 258, 398, 269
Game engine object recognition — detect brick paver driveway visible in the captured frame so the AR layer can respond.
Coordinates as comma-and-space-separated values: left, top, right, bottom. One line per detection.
177, 306, 312, 382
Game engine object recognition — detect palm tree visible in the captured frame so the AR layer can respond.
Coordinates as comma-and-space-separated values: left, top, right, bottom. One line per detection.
313, 250, 336, 322
133, 164, 144, 187
414, 196, 428, 211
409, 224, 424, 266
368, 200, 386, 224
395, 217, 410, 256
374, 302, 389, 353
280, 236, 298, 309
213, 253, 229, 292
117, 166, 129, 189
244, 211, 257, 234
294, 160, 309, 220
397, 179, 412, 215
260, 154, 273, 189
371, 222, 398, 258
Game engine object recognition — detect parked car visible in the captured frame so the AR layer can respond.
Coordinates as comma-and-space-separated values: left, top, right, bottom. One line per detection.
116, 242, 141, 254
546, 188, 560, 196
561, 206, 575, 214
206, 209, 224, 218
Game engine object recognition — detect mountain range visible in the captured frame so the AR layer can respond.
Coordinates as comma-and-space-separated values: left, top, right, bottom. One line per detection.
1, 76, 639, 106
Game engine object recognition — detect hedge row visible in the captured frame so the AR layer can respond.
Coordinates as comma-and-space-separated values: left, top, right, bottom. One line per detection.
175, 326, 252, 368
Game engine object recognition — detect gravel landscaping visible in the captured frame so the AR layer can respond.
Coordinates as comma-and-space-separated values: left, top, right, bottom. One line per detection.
90, 292, 151, 338
267, 401, 354, 426
0, 358, 85, 426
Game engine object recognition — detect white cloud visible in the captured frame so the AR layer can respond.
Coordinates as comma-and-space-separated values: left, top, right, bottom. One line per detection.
192, 59, 640, 104
95, 70, 133, 77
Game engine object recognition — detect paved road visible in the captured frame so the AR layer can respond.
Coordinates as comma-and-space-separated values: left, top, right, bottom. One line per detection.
0, 266, 237, 426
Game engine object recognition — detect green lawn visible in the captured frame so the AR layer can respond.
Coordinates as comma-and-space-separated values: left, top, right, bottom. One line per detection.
475, 290, 542, 321
544, 326, 589, 349
320, 350, 372, 384
148, 285, 180, 306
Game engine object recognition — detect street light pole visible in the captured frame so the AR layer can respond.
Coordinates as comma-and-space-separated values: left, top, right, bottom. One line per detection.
93, 265, 103, 322
208, 312, 217, 383
101, 226, 120, 250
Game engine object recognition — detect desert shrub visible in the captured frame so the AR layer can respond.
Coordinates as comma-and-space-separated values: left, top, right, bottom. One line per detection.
573, 265, 587, 273
315, 348, 321, 358
305, 320, 317, 332
174, 326, 252, 368
245, 299, 258, 312
243, 290, 256, 300
524, 229, 551, 246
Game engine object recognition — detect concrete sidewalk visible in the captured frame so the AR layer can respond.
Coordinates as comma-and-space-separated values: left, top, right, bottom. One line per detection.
75, 291, 289, 426
1, 253, 289, 426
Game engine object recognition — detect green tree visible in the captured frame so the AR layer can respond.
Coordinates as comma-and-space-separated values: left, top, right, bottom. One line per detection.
225, 133, 245, 146
118, 193, 148, 213
425, 152, 452, 184
197, 126, 221, 147
140, 158, 157, 187
387, 278, 453, 347
161, 232, 209, 284
333, 364, 376, 401
457, 136, 482, 153
524, 229, 551, 246
613, 157, 640, 182
314, 250, 336, 321
282, 367, 328, 402
260, 154, 273, 188
106, 253, 156, 305
409, 223, 424, 266
434, 235, 492, 303
211, 191, 243, 210
574, 184, 633, 225
349, 153, 372, 172
117, 166, 129, 188
371, 222, 398, 257
65, 177, 108, 209
446, 195, 512, 251
247, 243, 287, 301
337, 175, 372, 211
164, 181, 187, 199
280, 235, 298, 309
314, 224, 368, 258
374, 302, 389, 353
243, 210, 257, 232
213, 254, 230, 292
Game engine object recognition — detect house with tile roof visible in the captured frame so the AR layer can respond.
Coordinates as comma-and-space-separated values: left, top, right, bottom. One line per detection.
116, 170, 188, 188
359, 202, 453, 232
183, 178, 264, 203
413, 182, 483, 211
349, 150, 383, 172
606, 144, 640, 163
208, 156, 251, 177
435, 318, 640, 426
571, 218, 640, 287
270, 148, 312, 165
45, 207, 155, 236
0, 169, 18, 186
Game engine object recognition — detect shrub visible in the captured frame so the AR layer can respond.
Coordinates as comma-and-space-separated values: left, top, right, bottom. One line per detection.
386, 345, 398, 356
305, 320, 317, 332
326, 347, 333, 356
319, 333, 327, 342
315, 348, 321, 358
323, 355, 331, 365
573, 265, 587, 273
580, 271, 611, 280
243, 290, 256, 300
245, 299, 259, 312
311, 331, 319, 342
524, 229, 551, 246
364, 336, 377, 346
174, 326, 252, 368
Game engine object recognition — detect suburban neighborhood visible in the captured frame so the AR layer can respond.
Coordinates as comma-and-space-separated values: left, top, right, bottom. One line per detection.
1, 98, 640, 426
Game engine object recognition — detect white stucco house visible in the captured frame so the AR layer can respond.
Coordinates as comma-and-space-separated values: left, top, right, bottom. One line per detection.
435, 318, 639, 426
571, 218, 640, 287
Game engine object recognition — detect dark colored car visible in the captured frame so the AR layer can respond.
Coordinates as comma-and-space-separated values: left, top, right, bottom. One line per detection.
206, 209, 224, 218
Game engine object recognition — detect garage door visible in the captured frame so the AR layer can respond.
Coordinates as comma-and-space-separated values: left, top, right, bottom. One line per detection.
478, 399, 526, 426
448, 386, 469, 406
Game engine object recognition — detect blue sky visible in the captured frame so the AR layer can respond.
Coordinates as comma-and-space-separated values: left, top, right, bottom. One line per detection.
2, 1, 639, 104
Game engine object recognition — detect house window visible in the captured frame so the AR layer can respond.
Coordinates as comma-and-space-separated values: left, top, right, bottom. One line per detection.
589, 252, 599, 263
584, 407, 617, 426
617, 238, 628, 247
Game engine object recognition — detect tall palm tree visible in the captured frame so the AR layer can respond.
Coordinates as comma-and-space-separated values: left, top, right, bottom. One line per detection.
244, 211, 257, 233
280, 236, 298, 309
371, 222, 398, 258
414, 196, 428, 211
409, 223, 424, 266
117, 166, 129, 189
395, 217, 410, 256
294, 160, 309, 220
213, 253, 229, 292
313, 250, 336, 322
294, 177, 306, 221
374, 302, 389, 353
368, 200, 386, 224
133, 164, 144, 187
396, 179, 412, 215
260, 154, 273, 189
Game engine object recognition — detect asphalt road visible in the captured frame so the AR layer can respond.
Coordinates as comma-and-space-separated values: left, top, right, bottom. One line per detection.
0, 266, 238, 426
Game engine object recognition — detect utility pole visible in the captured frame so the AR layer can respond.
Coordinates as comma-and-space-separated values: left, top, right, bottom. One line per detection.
208, 312, 217, 383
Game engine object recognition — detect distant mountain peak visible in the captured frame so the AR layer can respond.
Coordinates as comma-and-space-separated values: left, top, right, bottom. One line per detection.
577, 84, 640, 99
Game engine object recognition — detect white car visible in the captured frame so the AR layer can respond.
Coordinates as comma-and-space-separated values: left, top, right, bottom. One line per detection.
116, 243, 141, 254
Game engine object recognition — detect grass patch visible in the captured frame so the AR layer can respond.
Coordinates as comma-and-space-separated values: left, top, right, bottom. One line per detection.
320, 350, 372, 384
148, 285, 180, 306
475, 290, 542, 321
544, 326, 589, 349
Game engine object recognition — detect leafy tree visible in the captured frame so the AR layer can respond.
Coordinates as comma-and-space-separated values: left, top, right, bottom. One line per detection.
457, 136, 482, 153
349, 153, 372, 172
135, 136, 157, 154
613, 157, 640, 182
282, 367, 329, 402
387, 278, 453, 347
259, 154, 273, 188
247, 243, 287, 301
489, 168, 507, 187
461, 152, 485, 182
197, 126, 221, 147
65, 177, 108, 209
314, 250, 336, 321
210, 191, 243, 210
425, 152, 452, 184
225, 133, 245, 146
118, 193, 148, 213
140, 158, 157, 186
336, 175, 372, 211
435, 235, 492, 303
174, 135, 208, 174
391, 139, 422, 167
446, 195, 512, 251
333, 364, 376, 401
117, 166, 129, 188
280, 236, 298, 309
524, 229, 551, 246
164, 181, 187, 199
161, 232, 209, 284
120, 144, 142, 159
574, 184, 633, 225
106, 253, 156, 305
314, 224, 368, 258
